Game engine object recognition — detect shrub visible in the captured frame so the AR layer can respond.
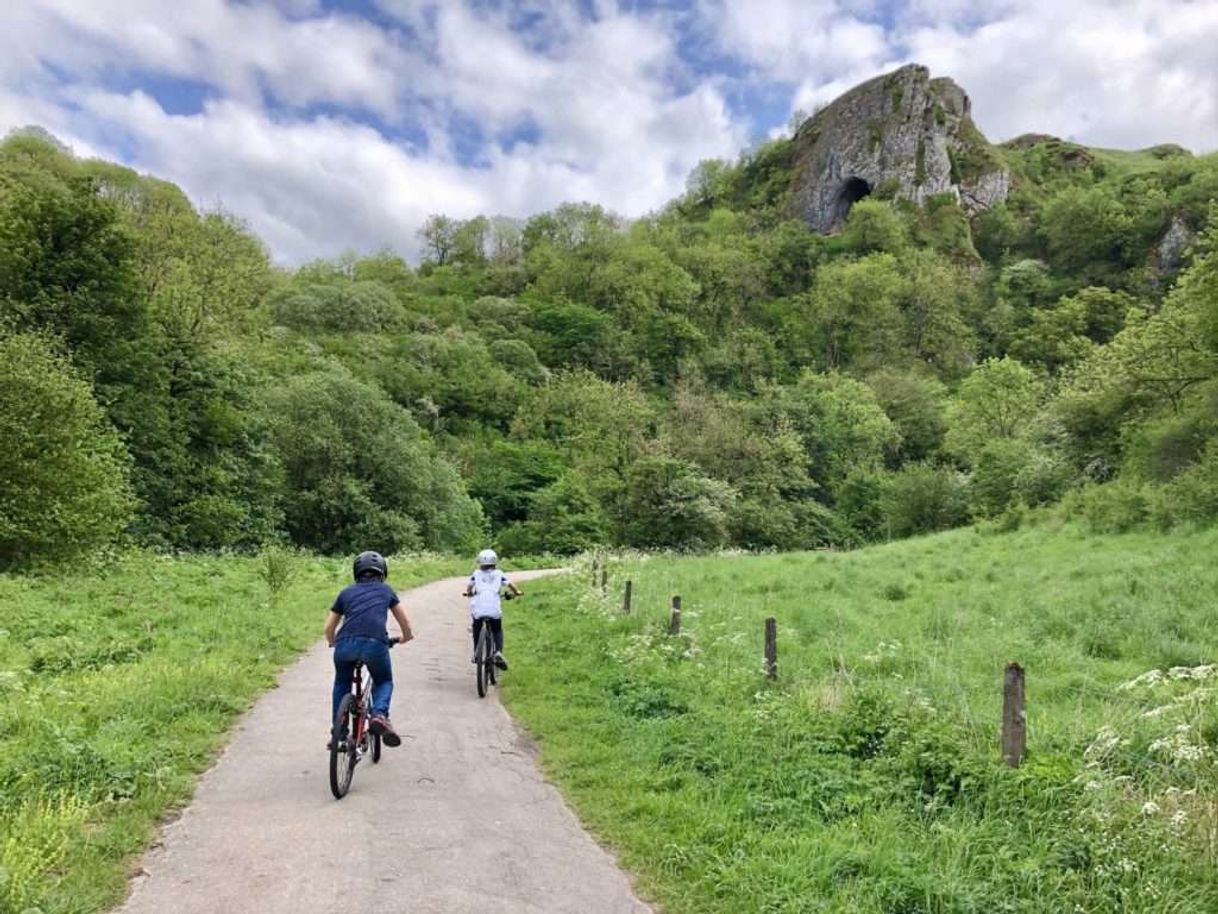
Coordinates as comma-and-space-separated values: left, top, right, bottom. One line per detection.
884, 462, 970, 537
1151, 444, 1218, 529
262, 366, 483, 554
1069, 479, 1153, 533
0, 333, 135, 570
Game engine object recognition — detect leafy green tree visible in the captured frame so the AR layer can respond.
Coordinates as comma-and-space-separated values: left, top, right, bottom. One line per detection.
262, 367, 483, 553
622, 456, 736, 550
766, 371, 900, 491
498, 474, 609, 554
945, 357, 1044, 459
270, 281, 401, 333
841, 199, 910, 255
1040, 185, 1134, 274
866, 369, 948, 465
899, 249, 976, 375
884, 462, 970, 537
804, 253, 905, 370
418, 214, 461, 265
0, 333, 134, 569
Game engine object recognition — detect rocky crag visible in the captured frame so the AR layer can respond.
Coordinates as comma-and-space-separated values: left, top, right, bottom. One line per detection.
792, 64, 1009, 232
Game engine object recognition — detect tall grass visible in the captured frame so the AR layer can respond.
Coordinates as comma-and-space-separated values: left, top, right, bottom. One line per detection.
504, 526, 1218, 912
0, 550, 469, 914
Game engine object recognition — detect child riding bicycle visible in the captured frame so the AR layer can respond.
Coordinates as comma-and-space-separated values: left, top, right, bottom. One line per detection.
324, 550, 413, 748
463, 549, 521, 670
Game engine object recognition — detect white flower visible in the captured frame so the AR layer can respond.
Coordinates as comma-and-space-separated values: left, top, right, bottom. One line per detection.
1142, 801, 1161, 815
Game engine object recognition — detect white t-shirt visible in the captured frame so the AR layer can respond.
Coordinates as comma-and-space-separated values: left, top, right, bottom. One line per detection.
469, 568, 511, 619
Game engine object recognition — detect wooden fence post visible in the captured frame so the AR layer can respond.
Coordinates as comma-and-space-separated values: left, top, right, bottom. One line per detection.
623, 580, 633, 614
764, 617, 778, 680
669, 595, 681, 635
1002, 662, 1026, 767
591, 555, 599, 587
601, 567, 608, 592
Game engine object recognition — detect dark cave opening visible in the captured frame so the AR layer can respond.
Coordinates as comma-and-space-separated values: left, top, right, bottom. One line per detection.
833, 177, 873, 226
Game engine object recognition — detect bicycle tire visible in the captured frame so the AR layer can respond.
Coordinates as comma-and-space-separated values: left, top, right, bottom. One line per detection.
488, 653, 497, 687
330, 693, 358, 799
475, 627, 489, 698
371, 732, 382, 763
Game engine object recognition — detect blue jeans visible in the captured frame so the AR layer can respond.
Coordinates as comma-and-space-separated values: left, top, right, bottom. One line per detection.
332, 637, 393, 728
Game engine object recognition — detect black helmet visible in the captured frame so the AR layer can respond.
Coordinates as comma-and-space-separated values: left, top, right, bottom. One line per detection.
353, 551, 388, 581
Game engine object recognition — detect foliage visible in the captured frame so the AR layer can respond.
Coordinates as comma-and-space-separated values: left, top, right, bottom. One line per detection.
0, 333, 135, 569
261, 366, 483, 553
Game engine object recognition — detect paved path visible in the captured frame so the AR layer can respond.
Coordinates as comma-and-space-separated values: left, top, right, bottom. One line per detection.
118, 571, 653, 914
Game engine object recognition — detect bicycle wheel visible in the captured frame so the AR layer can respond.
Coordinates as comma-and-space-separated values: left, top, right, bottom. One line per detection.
329, 693, 358, 799
371, 732, 382, 763
488, 649, 497, 687
475, 628, 489, 698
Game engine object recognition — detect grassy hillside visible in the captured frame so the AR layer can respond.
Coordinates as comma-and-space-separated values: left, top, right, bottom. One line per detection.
0, 551, 471, 914
504, 525, 1218, 912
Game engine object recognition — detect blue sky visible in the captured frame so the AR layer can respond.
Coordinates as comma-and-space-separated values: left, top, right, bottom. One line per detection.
2, 0, 1216, 263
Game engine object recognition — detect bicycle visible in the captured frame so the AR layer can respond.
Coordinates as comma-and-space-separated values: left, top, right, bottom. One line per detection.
329, 637, 400, 799
472, 593, 516, 699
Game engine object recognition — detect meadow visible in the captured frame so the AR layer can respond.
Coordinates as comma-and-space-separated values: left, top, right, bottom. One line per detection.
0, 550, 472, 914
504, 524, 1218, 913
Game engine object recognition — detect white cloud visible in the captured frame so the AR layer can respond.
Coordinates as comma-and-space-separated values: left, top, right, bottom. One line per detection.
901, 0, 1218, 149
0, 0, 1214, 265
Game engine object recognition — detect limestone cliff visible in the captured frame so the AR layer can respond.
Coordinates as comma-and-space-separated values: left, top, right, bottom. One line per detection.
791, 64, 1009, 232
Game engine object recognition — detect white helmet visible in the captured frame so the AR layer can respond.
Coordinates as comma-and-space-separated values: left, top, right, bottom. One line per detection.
477, 548, 498, 567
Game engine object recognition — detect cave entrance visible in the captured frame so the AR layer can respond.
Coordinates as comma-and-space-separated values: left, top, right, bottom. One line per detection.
832, 177, 872, 227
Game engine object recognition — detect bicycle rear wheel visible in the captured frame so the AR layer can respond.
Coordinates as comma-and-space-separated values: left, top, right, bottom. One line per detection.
371, 732, 382, 763
329, 694, 358, 799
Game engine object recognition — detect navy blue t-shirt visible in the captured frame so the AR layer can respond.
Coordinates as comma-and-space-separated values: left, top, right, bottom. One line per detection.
331, 580, 400, 643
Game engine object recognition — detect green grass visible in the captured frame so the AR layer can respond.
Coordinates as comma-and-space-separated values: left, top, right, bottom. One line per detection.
503, 526, 1218, 913
0, 550, 471, 914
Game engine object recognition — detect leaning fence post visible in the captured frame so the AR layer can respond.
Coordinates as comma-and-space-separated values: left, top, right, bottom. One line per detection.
623, 580, 633, 614
764, 617, 778, 680
1002, 662, 1026, 767
669, 595, 681, 635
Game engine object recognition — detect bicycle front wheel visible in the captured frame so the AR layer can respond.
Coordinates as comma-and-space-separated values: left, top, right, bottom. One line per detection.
330, 694, 358, 799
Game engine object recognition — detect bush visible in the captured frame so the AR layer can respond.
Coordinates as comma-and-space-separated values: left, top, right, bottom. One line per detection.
1067, 479, 1153, 533
1151, 444, 1218, 529
884, 463, 970, 538
262, 366, 483, 553
498, 474, 608, 554
0, 333, 135, 569
622, 456, 736, 551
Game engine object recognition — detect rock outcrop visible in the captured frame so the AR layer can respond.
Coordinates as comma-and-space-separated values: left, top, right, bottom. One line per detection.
791, 64, 1009, 232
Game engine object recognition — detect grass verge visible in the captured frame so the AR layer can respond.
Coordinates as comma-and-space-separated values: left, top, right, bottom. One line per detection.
504, 526, 1218, 913
0, 550, 469, 914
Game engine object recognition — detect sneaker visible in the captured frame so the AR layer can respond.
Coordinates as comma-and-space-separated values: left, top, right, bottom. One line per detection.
369, 716, 402, 748
493, 651, 509, 671
327, 732, 348, 751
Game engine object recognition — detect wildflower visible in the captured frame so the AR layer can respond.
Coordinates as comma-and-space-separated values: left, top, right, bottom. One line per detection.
1142, 801, 1161, 815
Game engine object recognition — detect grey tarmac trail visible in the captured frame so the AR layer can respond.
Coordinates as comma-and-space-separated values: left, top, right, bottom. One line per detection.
117, 570, 653, 914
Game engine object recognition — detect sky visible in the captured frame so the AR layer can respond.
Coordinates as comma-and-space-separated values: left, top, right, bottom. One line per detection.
1, 0, 1216, 264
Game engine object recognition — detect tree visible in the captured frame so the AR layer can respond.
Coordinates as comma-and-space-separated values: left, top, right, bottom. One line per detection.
0, 333, 134, 569
841, 199, 909, 255
804, 253, 905, 370
262, 367, 483, 553
945, 357, 1044, 459
418, 214, 460, 265
622, 456, 736, 550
